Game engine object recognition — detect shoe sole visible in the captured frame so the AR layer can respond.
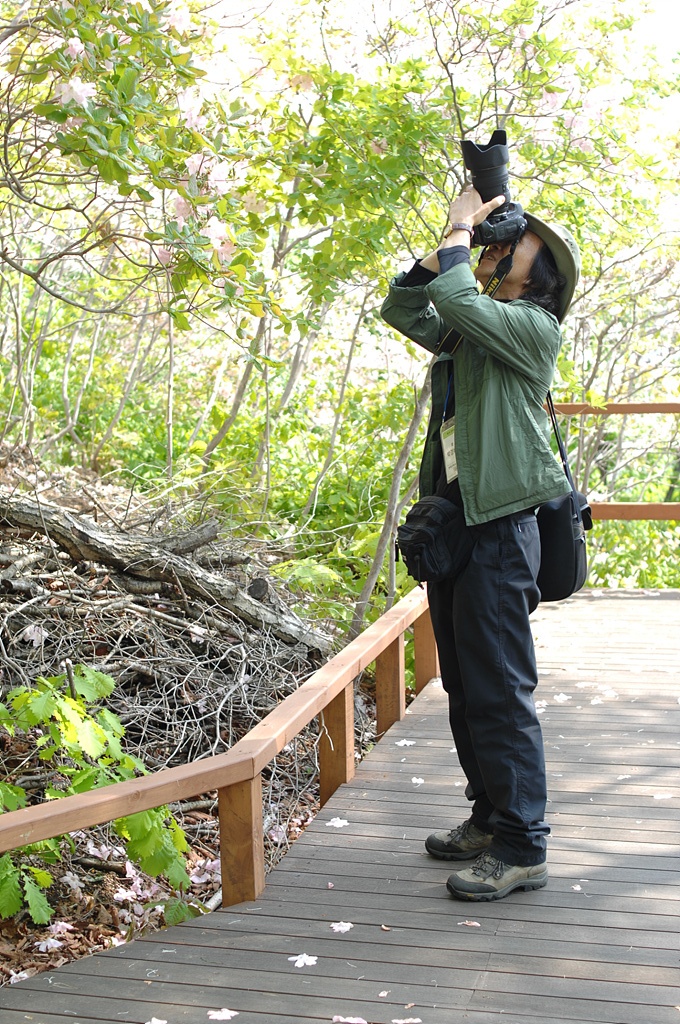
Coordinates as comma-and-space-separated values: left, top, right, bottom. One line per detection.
446, 869, 548, 901
425, 838, 493, 861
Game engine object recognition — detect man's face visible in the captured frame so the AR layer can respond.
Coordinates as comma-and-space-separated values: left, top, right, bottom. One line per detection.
473, 229, 543, 301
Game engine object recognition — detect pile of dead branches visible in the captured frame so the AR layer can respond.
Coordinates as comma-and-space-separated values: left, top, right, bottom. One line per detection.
0, 476, 378, 984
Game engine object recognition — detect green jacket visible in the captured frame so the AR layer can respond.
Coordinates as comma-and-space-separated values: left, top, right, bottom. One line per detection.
381, 262, 571, 525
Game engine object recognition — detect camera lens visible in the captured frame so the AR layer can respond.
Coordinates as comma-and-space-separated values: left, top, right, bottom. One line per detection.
460, 129, 511, 206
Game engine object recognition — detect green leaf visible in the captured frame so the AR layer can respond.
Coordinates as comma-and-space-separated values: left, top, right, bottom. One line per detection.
22, 876, 53, 924
27, 866, 53, 888
170, 310, 191, 330
0, 782, 28, 812
21, 687, 58, 726
158, 896, 203, 926
77, 719, 107, 758
0, 856, 22, 919
72, 666, 115, 703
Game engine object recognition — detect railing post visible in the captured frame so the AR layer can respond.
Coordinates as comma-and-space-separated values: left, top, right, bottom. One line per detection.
218, 775, 265, 907
375, 633, 405, 736
318, 681, 355, 806
414, 605, 439, 694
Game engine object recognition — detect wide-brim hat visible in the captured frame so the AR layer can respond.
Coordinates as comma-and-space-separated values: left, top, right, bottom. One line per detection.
524, 212, 581, 322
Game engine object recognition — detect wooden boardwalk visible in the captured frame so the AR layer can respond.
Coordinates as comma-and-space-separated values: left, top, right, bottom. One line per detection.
2, 590, 679, 1024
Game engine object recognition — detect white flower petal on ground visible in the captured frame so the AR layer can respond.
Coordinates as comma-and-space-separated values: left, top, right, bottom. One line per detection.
144, 1018, 168, 1024
617, 775, 631, 780
34, 937, 63, 951
207, 1011, 239, 1020
457, 920, 481, 927
332, 1017, 368, 1023
653, 793, 672, 800
395, 739, 415, 747
553, 693, 572, 703
392, 1018, 423, 1023
288, 953, 318, 968
326, 817, 349, 828
572, 885, 582, 891
411, 777, 424, 786
330, 921, 353, 933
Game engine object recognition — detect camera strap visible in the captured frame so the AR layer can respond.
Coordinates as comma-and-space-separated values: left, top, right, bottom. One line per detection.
434, 240, 520, 357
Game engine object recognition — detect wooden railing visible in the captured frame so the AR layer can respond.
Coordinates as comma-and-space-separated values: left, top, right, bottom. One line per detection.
553, 401, 680, 521
0, 587, 437, 908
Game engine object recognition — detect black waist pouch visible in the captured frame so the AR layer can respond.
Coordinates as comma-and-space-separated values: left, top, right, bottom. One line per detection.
396, 495, 475, 583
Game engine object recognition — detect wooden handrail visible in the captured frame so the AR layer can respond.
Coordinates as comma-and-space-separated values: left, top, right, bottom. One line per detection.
553, 402, 680, 415
551, 402, 680, 521
0, 587, 436, 907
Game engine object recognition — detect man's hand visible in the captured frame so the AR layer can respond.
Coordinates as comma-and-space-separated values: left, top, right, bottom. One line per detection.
447, 185, 506, 229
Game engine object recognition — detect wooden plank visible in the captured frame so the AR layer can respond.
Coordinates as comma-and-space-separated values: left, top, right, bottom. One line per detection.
375, 632, 405, 736
591, 502, 680, 520
218, 774, 265, 906
552, 402, 680, 414
318, 680, 355, 806
0, 743, 258, 854
413, 604, 439, 693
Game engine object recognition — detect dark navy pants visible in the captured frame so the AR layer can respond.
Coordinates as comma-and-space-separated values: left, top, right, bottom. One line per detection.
427, 508, 549, 866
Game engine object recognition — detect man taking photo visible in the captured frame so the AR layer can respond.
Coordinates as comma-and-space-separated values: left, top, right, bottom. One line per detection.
381, 182, 580, 901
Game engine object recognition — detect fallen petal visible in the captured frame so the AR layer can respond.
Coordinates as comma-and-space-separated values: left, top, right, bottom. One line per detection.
395, 739, 415, 747
207, 1011, 240, 1021
457, 920, 481, 927
288, 953, 318, 968
327, 817, 349, 828
330, 921, 353, 933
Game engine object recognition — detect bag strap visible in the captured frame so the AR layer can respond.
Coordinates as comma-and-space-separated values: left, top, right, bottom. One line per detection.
546, 391, 592, 530
545, 390, 577, 491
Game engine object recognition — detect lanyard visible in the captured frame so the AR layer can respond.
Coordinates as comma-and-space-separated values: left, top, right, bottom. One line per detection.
442, 371, 454, 424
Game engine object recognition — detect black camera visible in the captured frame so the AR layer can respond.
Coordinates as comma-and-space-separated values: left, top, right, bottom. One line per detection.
459, 129, 526, 247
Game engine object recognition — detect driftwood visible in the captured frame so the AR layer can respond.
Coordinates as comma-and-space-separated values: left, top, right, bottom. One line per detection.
0, 496, 330, 653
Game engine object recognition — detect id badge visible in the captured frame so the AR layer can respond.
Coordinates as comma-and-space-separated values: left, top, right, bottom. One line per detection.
440, 417, 458, 483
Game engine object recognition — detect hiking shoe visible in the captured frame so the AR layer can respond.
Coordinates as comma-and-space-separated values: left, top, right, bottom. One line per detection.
425, 819, 493, 861
446, 851, 548, 901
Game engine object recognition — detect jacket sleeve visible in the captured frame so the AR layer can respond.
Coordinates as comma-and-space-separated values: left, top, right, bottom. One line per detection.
380, 271, 451, 355
424, 263, 561, 388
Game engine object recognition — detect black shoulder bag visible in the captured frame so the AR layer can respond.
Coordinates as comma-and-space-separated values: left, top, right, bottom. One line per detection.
536, 393, 593, 602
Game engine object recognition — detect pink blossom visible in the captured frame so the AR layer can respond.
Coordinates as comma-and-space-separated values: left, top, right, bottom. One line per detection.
35, 937, 63, 952
207, 160, 233, 195
184, 110, 207, 131
156, 247, 173, 266
168, 3, 192, 32
66, 37, 84, 58
242, 192, 266, 214
177, 88, 206, 131
216, 239, 236, 263
369, 138, 388, 156
268, 824, 287, 844
55, 77, 96, 105
49, 922, 75, 935
172, 195, 192, 229
204, 216, 228, 248
186, 152, 211, 176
